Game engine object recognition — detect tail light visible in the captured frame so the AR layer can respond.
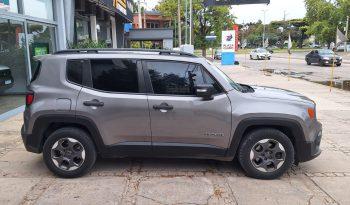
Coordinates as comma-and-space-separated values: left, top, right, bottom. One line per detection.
26, 91, 34, 106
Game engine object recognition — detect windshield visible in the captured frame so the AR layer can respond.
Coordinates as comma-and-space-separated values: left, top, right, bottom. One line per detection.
257, 48, 268, 53
205, 60, 244, 92
318, 49, 334, 55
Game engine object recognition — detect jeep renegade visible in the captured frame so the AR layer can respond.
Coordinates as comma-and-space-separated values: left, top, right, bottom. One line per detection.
21, 49, 322, 179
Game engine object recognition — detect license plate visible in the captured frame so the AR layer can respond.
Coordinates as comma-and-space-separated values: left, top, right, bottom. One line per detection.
5, 80, 12, 85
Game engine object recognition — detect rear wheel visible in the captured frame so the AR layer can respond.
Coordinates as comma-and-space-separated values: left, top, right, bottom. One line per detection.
306, 59, 311, 65
43, 127, 96, 178
336, 63, 341, 67
250, 55, 253, 60
238, 128, 294, 179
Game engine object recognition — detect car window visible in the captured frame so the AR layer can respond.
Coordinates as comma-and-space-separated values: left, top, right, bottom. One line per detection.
90, 59, 139, 93
147, 61, 206, 95
67, 60, 83, 85
200, 66, 222, 94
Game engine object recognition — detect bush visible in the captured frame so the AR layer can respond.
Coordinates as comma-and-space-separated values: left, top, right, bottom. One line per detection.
68, 39, 107, 49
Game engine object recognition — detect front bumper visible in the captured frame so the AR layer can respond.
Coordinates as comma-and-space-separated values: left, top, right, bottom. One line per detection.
322, 59, 342, 65
296, 122, 322, 162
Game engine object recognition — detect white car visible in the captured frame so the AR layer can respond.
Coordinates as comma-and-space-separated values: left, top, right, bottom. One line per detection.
250, 48, 272, 60
0, 64, 14, 92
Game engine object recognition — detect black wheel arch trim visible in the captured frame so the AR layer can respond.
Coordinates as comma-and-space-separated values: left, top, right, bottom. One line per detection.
225, 117, 306, 162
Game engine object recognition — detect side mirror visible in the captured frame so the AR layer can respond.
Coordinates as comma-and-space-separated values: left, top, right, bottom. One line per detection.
195, 84, 215, 101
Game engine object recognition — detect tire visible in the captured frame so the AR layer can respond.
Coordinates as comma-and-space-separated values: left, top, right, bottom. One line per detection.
268, 57, 271, 60
43, 127, 97, 178
336, 63, 341, 67
319, 60, 324, 67
306, 59, 311, 65
238, 128, 294, 180
250, 55, 253, 60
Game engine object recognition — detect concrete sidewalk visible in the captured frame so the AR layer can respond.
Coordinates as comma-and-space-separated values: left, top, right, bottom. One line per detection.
1, 66, 350, 204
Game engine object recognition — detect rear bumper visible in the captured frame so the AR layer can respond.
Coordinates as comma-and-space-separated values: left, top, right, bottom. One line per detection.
296, 122, 322, 162
21, 125, 41, 153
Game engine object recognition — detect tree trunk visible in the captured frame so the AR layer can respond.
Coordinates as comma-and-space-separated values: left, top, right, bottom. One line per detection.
202, 47, 206, 57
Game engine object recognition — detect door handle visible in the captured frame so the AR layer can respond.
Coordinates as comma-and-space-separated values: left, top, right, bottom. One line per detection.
153, 102, 173, 111
83, 99, 104, 107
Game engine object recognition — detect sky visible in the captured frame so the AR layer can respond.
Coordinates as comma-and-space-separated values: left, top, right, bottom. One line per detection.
144, 0, 306, 24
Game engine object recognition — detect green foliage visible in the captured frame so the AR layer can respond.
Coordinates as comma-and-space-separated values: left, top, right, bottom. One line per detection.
68, 39, 107, 49
305, 0, 349, 46
156, 0, 234, 56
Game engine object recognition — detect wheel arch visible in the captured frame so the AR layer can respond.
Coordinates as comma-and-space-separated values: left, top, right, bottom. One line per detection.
226, 117, 305, 162
31, 114, 105, 153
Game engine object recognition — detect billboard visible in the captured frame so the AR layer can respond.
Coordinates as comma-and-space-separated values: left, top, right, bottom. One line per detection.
222, 30, 236, 52
113, 0, 127, 15
204, 0, 270, 6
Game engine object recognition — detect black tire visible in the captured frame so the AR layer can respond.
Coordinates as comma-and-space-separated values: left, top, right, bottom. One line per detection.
319, 60, 324, 66
306, 59, 311, 65
336, 63, 341, 67
238, 128, 294, 180
250, 55, 253, 60
43, 127, 97, 178
268, 57, 271, 60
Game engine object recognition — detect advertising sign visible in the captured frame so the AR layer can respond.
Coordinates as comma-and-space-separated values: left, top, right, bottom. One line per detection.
222, 30, 236, 52
113, 0, 127, 15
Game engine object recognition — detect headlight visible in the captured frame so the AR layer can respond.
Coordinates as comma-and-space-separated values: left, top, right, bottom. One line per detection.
323, 57, 329, 60
339, 57, 342, 60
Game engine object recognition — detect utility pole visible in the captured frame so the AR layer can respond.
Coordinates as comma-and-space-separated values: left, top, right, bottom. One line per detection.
189, 0, 193, 45
262, 10, 267, 47
345, 16, 349, 52
138, 0, 142, 29
178, 0, 182, 46
185, 0, 188, 44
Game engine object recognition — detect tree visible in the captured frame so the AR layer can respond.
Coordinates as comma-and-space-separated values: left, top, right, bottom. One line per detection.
156, 0, 234, 56
305, 0, 349, 47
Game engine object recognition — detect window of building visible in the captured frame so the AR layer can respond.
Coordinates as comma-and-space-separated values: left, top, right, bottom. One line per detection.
75, 18, 90, 43
27, 22, 56, 75
67, 60, 84, 85
0, 0, 18, 13
146, 22, 159, 29
23, 0, 54, 20
91, 59, 139, 93
147, 61, 206, 95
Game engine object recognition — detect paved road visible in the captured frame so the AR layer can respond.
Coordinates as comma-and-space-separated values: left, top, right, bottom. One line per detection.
235, 53, 350, 90
1, 66, 350, 204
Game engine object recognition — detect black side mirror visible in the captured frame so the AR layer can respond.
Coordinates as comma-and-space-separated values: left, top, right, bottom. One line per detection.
195, 84, 215, 101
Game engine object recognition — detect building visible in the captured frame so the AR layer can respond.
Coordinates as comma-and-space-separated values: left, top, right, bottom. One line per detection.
127, 10, 173, 50
0, 0, 133, 116
133, 10, 171, 29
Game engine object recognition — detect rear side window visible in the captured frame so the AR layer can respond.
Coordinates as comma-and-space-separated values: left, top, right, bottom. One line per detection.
90, 59, 139, 93
31, 61, 41, 82
67, 60, 83, 85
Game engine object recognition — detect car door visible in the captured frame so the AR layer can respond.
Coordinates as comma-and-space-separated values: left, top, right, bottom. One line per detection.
144, 60, 232, 157
76, 58, 152, 154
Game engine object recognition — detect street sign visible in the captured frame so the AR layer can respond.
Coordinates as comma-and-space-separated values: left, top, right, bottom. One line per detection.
204, 0, 270, 6
222, 30, 235, 52
205, 35, 217, 41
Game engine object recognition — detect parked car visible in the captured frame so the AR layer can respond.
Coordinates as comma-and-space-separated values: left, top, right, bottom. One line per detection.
305, 49, 342, 66
250, 48, 272, 60
336, 43, 350, 52
22, 49, 322, 179
0, 65, 14, 93
214, 50, 222, 60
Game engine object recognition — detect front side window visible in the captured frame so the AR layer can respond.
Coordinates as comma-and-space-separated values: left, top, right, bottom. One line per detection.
147, 61, 207, 96
91, 59, 139, 93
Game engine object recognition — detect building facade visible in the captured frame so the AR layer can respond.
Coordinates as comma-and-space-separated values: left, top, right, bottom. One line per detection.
0, 0, 133, 116
133, 10, 171, 29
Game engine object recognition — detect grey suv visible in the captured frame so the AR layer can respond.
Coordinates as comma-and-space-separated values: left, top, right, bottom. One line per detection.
21, 49, 322, 179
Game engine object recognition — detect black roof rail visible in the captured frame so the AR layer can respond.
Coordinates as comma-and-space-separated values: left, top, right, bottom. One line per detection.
54, 48, 197, 57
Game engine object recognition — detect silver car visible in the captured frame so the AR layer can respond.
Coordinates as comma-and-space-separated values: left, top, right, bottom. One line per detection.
21, 49, 322, 179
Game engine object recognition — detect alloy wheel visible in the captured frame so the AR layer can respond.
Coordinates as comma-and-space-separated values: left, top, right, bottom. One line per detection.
249, 139, 286, 172
51, 138, 86, 171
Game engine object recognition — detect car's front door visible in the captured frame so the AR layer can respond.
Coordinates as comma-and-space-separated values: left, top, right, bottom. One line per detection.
76, 58, 152, 155
144, 60, 232, 157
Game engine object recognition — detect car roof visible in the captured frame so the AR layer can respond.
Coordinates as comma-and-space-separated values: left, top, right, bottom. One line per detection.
42, 49, 206, 64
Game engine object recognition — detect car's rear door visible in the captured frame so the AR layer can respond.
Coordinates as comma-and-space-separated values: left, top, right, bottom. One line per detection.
76, 58, 152, 155
144, 60, 232, 157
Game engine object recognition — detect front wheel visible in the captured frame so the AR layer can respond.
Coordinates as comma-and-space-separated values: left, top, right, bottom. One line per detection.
336, 63, 341, 67
238, 128, 294, 179
43, 127, 97, 178
306, 59, 311, 65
